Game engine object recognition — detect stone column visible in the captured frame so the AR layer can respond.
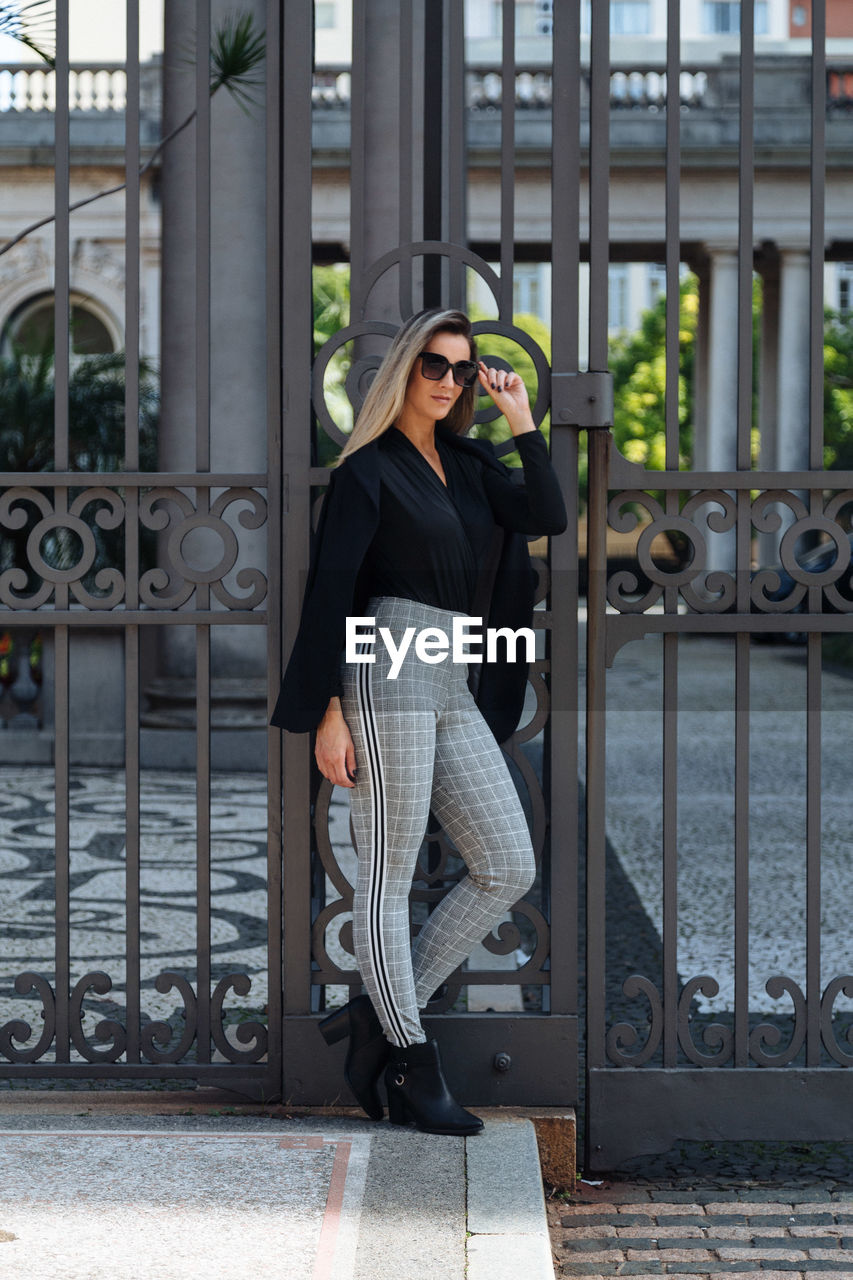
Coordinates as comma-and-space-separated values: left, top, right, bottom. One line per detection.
699, 247, 740, 573
207, 0, 268, 679
758, 251, 780, 470
757, 249, 781, 566
159, 4, 197, 478
691, 257, 711, 470
149, 1, 268, 767
755, 247, 813, 573
705, 247, 739, 473
775, 249, 811, 474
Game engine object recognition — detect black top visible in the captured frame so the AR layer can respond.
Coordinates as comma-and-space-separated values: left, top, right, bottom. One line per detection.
270, 424, 568, 741
363, 425, 565, 614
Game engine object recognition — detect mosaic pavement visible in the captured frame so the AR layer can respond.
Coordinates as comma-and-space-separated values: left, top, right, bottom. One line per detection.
0, 768, 274, 1059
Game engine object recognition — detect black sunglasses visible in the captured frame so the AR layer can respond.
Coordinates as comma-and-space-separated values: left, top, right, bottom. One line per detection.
417, 351, 479, 389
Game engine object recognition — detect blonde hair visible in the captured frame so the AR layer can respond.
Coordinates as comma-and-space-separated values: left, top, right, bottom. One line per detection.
334, 309, 478, 466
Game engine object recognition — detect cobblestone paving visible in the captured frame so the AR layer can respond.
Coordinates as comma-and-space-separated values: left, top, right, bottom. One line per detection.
549, 1142, 853, 1278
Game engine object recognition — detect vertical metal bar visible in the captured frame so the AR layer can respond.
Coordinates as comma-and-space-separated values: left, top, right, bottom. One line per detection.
587, 0, 610, 370
551, 0, 579, 371
53, 0, 71, 1067
735, 0, 756, 1066
585, 0, 611, 1117
350, 1, 367, 318
736, 0, 755, 471
54, 628, 70, 1063
125, 624, 140, 1062
446, 0, 465, 308
281, 0, 315, 1023
585, 429, 609, 1077
548, 0, 580, 1026
195, 621, 211, 1063
662, 633, 678, 1067
195, 0, 212, 1061
664, 0, 680, 470
499, 0, 516, 322
398, 0, 414, 316
734, 629, 750, 1066
54, 1, 70, 470
196, 0, 211, 474
806, 632, 822, 1066
125, 0, 140, 468
264, 0, 284, 1098
422, 0, 443, 306
809, 0, 826, 470
123, 0, 141, 1066
805, 0, 826, 1072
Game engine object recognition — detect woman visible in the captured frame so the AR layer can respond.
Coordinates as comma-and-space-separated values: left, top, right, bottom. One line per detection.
271, 308, 567, 1135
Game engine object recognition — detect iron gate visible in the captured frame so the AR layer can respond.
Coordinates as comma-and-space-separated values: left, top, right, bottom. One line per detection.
0, 0, 283, 1098
280, 0, 579, 1106
3, 0, 851, 1153
583, 0, 853, 1167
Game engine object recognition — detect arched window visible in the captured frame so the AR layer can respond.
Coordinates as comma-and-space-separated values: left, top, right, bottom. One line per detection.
1, 293, 117, 358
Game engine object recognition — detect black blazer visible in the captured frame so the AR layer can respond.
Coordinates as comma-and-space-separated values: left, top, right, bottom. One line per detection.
270, 425, 567, 744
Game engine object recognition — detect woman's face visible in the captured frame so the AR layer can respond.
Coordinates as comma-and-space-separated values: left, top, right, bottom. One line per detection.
403, 329, 472, 422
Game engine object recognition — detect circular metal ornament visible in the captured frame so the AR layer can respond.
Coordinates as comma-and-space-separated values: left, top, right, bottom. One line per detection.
779, 517, 851, 588
167, 514, 239, 585
26, 513, 97, 584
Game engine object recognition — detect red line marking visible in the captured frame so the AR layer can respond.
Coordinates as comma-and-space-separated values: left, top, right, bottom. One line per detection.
312, 1140, 353, 1280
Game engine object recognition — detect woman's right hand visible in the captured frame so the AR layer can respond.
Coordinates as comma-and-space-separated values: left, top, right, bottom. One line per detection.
314, 697, 357, 787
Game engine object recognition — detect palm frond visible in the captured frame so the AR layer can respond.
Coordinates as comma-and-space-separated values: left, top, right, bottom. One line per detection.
0, 1, 56, 65
210, 11, 265, 110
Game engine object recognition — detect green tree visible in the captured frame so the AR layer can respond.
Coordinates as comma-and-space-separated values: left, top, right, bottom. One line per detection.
823, 309, 853, 471
312, 265, 353, 466
608, 277, 698, 471
0, 349, 159, 592
467, 308, 553, 466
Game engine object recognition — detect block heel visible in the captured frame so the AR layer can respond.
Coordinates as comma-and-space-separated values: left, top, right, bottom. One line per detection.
316, 994, 390, 1121
318, 1005, 350, 1046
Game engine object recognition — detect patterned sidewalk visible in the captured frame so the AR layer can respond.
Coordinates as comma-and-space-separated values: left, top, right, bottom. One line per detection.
0, 768, 271, 1045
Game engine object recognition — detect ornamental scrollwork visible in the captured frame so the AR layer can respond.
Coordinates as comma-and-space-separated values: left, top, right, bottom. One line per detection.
70, 971, 127, 1063
0, 483, 268, 612
0, 968, 274, 1067
0, 972, 56, 1063
602, 482, 853, 617
140, 973, 199, 1064
820, 976, 853, 1066
748, 976, 807, 1066
139, 486, 268, 609
603, 972, 853, 1069
210, 973, 268, 1064
605, 974, 663, 1067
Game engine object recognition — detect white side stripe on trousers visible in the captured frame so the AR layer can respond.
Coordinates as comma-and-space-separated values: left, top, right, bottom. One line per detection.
355, 640, 408, 1046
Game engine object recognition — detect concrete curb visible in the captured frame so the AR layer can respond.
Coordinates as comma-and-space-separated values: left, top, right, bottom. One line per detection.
466, 1118, 556, 1280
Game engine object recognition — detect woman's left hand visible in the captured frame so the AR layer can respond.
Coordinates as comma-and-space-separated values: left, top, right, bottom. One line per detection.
477, 361, 536, 436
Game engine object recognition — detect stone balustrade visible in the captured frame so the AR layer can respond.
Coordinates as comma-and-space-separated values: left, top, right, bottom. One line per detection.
1, 58, 849, 117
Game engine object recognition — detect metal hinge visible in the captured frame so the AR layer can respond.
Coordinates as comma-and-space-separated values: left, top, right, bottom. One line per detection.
551, 371, 614, 428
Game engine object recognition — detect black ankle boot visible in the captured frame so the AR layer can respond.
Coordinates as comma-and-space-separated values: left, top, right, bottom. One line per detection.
385, 1039, 484, 1136
318, 995, 390, 1121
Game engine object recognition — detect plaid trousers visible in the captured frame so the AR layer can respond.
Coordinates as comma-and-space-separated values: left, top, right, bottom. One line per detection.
340, 596, 536, 1048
